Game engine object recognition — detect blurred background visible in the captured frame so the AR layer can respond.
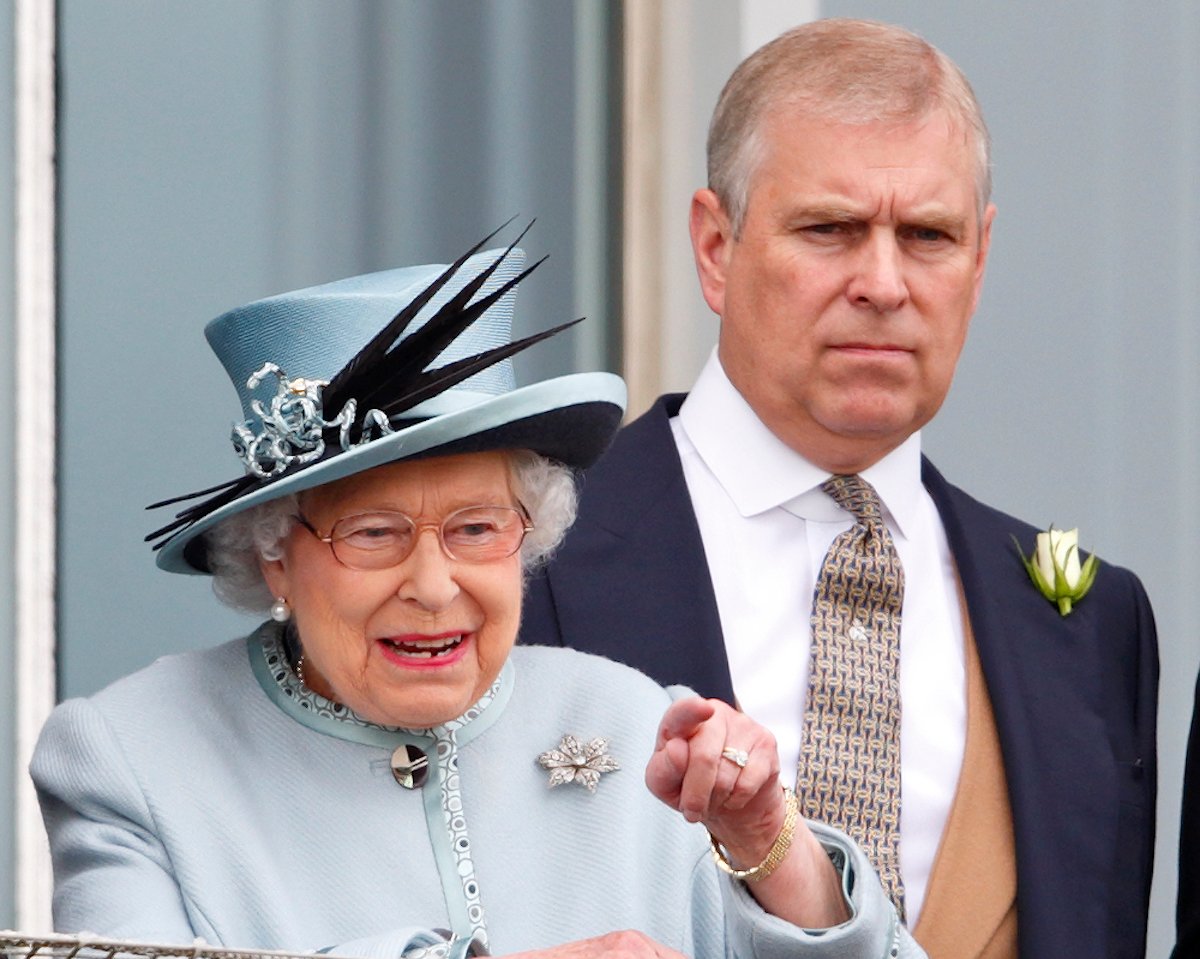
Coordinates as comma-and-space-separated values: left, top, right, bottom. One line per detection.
3, 2, 1197, 955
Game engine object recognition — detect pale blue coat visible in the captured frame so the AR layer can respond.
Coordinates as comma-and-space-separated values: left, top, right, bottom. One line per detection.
31, 624, 920, 959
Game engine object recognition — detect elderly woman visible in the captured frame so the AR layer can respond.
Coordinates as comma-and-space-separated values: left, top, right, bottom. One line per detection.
31, 234, 920, 959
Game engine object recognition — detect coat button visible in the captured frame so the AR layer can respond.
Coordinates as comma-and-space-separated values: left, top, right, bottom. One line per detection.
391, 743, 430, 789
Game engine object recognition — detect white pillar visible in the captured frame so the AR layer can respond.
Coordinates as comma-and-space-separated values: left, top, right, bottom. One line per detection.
15, 0, 57, 929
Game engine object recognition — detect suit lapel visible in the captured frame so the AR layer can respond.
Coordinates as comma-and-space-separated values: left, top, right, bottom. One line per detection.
922, 458, 1115, 958
543, 395, 735, 701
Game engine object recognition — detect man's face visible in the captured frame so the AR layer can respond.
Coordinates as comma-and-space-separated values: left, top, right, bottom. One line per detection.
690, 106, 995, 473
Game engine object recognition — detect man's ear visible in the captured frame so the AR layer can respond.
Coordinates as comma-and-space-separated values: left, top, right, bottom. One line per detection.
689, 188, 736, 318
970, 202, 997, 313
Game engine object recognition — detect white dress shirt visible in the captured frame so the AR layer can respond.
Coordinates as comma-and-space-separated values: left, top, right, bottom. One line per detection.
671, 351, 966, 926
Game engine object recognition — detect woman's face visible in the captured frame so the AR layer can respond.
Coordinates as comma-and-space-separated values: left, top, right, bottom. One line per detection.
261, 451, 525, 728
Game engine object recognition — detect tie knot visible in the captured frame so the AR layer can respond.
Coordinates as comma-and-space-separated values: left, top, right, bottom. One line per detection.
821, 474, 885, 526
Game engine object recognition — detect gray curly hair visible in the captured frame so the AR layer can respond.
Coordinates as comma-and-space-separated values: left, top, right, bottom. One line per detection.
207, 450, 578, 614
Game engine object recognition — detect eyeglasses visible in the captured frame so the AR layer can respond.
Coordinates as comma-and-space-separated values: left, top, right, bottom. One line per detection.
294, 505, 533, 571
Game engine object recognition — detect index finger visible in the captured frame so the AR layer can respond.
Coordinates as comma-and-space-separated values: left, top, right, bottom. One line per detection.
657, 697, 717, 748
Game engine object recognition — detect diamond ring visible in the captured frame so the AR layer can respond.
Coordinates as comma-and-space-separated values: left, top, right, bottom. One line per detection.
721, 746, 750, 768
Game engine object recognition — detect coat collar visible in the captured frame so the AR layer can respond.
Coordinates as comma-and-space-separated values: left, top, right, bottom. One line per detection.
249, 621, 514, 750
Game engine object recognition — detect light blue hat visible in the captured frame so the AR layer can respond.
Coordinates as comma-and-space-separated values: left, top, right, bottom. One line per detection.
148, 230, 626, 574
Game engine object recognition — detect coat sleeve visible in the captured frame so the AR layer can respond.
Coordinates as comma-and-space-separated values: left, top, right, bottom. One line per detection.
655, 686, 923, 958
29, 698, 470, 959
31, 699, 198, 940
681, 821, 924, 958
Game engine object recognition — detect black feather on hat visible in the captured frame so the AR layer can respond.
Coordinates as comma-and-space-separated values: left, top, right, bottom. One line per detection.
146, 225, 626, 574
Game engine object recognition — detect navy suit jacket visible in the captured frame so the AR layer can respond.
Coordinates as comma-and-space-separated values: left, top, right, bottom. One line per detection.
522, 394, 1158, 959
1176, 671, 1200, 957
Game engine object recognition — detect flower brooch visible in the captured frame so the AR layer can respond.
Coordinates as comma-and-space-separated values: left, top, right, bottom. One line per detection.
537, 734, 620, 793
1014, 526, 1099, 616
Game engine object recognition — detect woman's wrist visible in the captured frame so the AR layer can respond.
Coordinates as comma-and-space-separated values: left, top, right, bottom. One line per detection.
708, 787, 798, 882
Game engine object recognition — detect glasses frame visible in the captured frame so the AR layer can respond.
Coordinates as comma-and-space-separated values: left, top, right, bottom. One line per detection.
293, 504, 534, 570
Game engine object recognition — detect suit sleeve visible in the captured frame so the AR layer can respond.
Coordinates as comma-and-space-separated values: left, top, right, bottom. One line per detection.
1128, 571, 1160, 927
1175, 668, 1200, 957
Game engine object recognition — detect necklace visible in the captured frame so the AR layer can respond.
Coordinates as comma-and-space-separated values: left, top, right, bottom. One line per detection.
283, 623, 311, 690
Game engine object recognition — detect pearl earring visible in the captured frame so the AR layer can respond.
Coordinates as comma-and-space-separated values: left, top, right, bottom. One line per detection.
270, 596, 291, 623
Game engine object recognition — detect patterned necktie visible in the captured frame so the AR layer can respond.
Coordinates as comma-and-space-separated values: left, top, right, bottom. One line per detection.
798, 473, 906, 920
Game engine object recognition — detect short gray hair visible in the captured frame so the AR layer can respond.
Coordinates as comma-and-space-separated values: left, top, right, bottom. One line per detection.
708, 18, 992, 235
207, 450, 579, 614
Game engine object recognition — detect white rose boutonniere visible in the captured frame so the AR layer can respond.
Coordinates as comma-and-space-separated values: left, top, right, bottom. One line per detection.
1014, 526, 1099, 616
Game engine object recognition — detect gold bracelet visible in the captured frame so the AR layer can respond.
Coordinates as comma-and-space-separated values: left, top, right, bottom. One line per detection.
709, 787, 799, 883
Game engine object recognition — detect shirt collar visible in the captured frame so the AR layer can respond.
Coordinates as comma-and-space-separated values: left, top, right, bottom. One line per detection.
676, 350, 923, 540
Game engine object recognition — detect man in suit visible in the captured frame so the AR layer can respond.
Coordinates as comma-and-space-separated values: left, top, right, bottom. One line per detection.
1178, 671, 1200, 957
522, 18, 1157, 959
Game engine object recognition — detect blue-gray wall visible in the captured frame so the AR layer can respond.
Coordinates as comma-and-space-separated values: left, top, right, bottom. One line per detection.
56, 0, 617, 697
822, 5, 1198, 954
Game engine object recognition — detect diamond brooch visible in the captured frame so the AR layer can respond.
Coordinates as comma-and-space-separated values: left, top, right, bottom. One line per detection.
537, 734, 620, 793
